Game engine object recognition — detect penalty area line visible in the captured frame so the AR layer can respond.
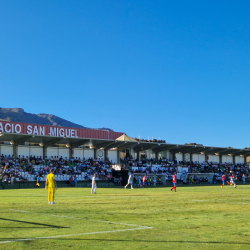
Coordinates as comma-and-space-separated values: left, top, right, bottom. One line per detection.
0, 227, 152, 244
10, 209, 153, 229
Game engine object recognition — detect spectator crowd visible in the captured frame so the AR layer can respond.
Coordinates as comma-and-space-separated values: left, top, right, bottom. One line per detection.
123, 155, 250, 183
1, 153, 249, 186
0, 154, 115, 185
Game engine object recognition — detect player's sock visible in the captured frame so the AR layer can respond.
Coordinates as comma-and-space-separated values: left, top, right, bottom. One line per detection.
51, 192, 54, 202
48, 193, 51, 203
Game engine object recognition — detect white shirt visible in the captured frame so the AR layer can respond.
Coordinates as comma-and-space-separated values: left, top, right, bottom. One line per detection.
92, 176, 96, 185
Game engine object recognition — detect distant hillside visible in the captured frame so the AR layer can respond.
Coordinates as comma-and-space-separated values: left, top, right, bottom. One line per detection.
0, 108, 113, 131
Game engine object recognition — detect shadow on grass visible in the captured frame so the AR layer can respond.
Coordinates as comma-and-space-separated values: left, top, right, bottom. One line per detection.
0, 238, 249, 245
0, 227, 51, 228
0, 217, 69, 229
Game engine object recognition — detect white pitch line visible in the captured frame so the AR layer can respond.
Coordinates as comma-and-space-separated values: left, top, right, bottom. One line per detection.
10, 209, 152, 229
0, 227, 152, 244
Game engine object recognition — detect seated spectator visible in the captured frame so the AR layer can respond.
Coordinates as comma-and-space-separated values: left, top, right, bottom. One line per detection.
69, 176, 74, 187
74, 176, 77, 187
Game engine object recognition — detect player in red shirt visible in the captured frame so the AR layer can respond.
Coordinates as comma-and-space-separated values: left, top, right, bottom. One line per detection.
171, 173, 177, 192
221, 173, 230, 187
142, 175, 147, 188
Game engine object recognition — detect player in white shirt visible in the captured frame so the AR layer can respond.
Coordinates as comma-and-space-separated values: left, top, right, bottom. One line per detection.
125, 173, 134, 189
91, 174, 97, 194
229, 171, 237, 188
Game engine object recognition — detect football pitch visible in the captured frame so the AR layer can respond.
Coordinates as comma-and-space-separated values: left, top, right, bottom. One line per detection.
0, 185, 250, 250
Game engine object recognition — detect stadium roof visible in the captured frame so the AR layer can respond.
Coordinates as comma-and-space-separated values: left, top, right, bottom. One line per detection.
116, 134, 137, 142
1, 132, 250, 157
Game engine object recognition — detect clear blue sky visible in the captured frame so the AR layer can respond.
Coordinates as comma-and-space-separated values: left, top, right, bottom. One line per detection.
0, 1, 249, 148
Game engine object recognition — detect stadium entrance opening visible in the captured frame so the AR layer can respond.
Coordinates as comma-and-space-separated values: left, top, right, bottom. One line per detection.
121, 149, 130, 159
140, 151, 147, 159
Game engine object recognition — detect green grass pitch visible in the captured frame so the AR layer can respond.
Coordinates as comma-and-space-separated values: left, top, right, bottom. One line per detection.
0, 185, 250, 250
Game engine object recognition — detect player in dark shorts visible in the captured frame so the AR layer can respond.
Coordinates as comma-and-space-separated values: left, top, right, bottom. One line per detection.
221, 173, 230, 187
171, 173, 177, 192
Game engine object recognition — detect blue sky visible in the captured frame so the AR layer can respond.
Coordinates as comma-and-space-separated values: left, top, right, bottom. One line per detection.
0, 1, 249, 148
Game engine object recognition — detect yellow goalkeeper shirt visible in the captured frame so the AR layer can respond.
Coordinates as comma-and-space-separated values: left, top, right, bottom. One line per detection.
47, 173, 55, 188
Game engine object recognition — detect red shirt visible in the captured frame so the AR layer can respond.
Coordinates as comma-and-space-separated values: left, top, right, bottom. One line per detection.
173, 174, 177, 183
143, 176, 147, 182
222, 175, 226, 181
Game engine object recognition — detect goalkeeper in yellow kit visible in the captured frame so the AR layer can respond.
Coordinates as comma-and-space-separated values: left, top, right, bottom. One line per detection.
45, 169, 57, 204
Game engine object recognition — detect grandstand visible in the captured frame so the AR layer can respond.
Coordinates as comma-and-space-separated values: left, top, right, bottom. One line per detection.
0, 155, 116, 188
1, 120, 250, 188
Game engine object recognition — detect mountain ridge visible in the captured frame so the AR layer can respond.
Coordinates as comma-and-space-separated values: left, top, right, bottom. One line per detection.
0, 108, 113, 131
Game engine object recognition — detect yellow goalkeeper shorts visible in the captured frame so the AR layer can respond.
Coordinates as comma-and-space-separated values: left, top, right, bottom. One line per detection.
48, 187, 55, 193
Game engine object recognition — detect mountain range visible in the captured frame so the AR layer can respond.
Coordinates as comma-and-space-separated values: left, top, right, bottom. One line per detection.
0, 108, 113, 131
